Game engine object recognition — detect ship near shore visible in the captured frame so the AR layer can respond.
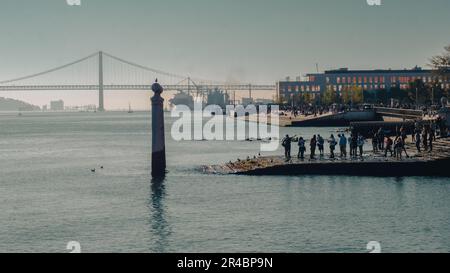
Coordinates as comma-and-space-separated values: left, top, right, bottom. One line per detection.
169, 88, 230, 110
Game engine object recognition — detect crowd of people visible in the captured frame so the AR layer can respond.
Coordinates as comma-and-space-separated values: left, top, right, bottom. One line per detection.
281, 119, 447, 162
279, 105, 335, 119
281, 132, 367, 161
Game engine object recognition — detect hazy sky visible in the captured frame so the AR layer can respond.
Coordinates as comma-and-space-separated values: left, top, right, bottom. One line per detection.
1, 0, 450, 109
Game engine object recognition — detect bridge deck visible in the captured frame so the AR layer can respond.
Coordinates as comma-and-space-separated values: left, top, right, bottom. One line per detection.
0, 84, 276, 91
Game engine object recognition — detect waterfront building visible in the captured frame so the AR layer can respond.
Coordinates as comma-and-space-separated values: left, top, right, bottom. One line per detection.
277, 67, 450, 103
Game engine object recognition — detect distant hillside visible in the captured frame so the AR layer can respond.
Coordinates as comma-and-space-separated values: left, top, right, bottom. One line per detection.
0, 97, 40, 111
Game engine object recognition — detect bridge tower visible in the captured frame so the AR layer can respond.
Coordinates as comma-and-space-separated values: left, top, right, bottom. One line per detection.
98, 51, 105, 111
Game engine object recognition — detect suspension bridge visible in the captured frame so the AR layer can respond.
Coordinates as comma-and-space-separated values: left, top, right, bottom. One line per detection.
0, 51, 276, 111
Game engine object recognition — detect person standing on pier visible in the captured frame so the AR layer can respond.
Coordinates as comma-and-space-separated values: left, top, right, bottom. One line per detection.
317, 135, 325, 157
282, 134, 293, 160
378, 128, 385, 150
298, 137, 306, 160
328, 134, 337, 159
350, 133, 358, 158
415, 131, 421, 153
429, 129, 434, 152
400, 126, 408, 143
394, 137, 403, 160
357, 133, 365, 158
431, 121, 437, 141
422, 127, 428, 151
310, 135, 317, 159
384, 136, 394, 157
339, 134, 347, 158
372, 130, 378, 153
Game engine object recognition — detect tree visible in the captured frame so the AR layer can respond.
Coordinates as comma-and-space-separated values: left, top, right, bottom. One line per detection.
341, 86, 351, 104
341, 85, 363, 105
302, 92, 313, 105
351, 85, 364, 104
322, 86, 338, 105
430, 44, 450, 74
408, 79, 430, 105
429, 44, 450, 100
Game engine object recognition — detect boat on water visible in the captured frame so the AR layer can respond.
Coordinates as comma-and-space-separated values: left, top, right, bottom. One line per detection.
169, 90, 195, 110
169, 88, 230, 112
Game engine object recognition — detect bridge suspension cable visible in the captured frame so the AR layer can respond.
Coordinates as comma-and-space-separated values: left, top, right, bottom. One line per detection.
0, 52, 99, 85
102, 51, 187, 80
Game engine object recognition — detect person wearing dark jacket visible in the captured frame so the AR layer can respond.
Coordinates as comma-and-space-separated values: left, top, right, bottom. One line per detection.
282, 134, 293, 160
310, 135, 317, 159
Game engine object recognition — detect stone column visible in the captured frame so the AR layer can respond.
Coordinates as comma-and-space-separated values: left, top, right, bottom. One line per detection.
151, 79, 166, 177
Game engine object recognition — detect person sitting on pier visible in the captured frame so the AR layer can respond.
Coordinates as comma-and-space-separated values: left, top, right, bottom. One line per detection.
282, 134, 293, 160
298, 137, 306, 160
339, 134, 347, 158
357, 133, 365, 158
384, 136, 394, 157
310, 135, 317, 160
317, 135, 325, 157
415, 131, 421, 153
328, 134, 337, 159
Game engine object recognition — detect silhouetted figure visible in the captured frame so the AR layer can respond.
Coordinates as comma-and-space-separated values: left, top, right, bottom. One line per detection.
310, 135, 317, 159
317, 135, 325, 156
339, 134, 347, 158
415, 132, 421, 153
350, 133, 358, 158
328, 134, 337, 159
394, 137, 402, 160
297, 137, 306, 160
429, 130, 434, 152
282, 134, 293, 160
357, 133, 365, 157
372, 130, 378, 153
377, 127, 385, 150
422, 128, 428, 151
384, 137, 394, 157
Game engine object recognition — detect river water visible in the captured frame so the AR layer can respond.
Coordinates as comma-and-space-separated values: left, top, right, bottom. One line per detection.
0, 111, 449, 253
